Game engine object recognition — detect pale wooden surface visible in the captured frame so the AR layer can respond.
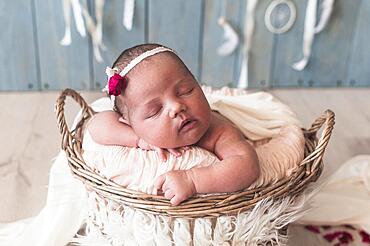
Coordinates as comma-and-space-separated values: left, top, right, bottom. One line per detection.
0, 88, 369, 244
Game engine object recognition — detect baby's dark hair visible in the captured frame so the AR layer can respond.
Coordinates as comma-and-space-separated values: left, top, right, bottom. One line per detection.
110, 43, 193, 116
112, 43, 163, 74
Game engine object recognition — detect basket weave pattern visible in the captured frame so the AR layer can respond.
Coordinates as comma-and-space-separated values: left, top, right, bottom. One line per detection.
55, 88, 335, 219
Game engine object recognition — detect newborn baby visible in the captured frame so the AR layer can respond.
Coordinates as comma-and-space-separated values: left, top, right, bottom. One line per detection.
87, 43, 260, 206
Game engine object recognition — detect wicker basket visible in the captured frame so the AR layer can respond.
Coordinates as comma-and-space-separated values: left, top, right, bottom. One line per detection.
55, 88, 334, 220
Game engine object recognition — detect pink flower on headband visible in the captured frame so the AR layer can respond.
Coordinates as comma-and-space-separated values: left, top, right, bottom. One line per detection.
108, 73, 126, 96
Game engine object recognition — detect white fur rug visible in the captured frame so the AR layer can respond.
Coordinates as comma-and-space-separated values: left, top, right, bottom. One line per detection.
71, 189, 316, 246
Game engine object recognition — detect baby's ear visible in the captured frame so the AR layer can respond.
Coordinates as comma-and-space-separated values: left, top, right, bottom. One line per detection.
118, 116, 130, 125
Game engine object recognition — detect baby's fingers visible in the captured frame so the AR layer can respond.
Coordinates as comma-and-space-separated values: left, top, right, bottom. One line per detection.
170, 194, 185, 206
155, 147, 167, 162
154, 174, 166, 193
164, 189, 175, 200
167, 148, 182, 157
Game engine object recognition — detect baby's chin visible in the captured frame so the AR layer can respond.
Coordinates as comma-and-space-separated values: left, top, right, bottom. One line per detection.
149, 122, 210, 148
156, 141, 196, 149
154, 136, 200, 149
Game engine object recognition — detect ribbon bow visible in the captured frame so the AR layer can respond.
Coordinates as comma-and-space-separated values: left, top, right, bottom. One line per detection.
104, 67, 126, 96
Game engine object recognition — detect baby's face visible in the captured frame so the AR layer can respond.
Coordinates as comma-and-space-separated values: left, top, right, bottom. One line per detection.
122, 53, 211, 148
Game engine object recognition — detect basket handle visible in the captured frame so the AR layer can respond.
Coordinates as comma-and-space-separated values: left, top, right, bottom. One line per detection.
300, 109, 335, 171
55, 88, 95, 152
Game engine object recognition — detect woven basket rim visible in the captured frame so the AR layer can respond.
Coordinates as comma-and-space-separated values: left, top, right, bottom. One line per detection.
55, 88, 335, 218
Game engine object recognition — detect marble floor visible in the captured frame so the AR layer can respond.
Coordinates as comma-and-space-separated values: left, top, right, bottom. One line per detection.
0, 88, 369, 244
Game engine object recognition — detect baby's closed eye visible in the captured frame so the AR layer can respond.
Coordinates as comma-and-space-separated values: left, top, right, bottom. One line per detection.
176, 81, 195, 96
145, 106, 162, 119
178, 87, 194, 96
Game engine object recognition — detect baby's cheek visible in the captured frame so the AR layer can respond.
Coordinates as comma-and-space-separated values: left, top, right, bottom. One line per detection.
135, 120, 179, 148
148, 128, 176, 147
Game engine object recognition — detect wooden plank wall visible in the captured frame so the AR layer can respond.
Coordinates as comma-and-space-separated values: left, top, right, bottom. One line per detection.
34, 0, 91, 90
202, 0, 243, 88
0, 0, 39, 91
1, 0, 370, 91
272, 0, 362, 87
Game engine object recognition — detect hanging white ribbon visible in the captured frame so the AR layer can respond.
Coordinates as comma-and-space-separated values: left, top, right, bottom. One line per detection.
95, 0, 106, 50
60, 0, 72, 45
60, 0, 106, 63
292, 0, 317, 71
71, 0, 86, 37
292, 0, 335, 71
60, 0, 86, 46
238, 0, 259, 88
217, 17, 239, 56
81, 0, 106, 63
314, 0, 335, 33
123, 0, 135, 31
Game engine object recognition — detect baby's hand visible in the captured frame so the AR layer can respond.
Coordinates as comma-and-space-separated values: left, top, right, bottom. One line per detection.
137, 138, 188, 162
154, 170, 196, 206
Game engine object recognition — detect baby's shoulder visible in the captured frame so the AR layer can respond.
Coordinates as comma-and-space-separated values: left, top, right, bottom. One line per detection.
211, 111, 243, 137
90, 110, 119, 123
197, 112, 243, 151
87, 110, 119, 131
93, 110, 119, 119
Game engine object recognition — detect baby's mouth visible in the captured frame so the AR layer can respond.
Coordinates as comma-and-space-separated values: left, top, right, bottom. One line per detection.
179, 119, 197, 133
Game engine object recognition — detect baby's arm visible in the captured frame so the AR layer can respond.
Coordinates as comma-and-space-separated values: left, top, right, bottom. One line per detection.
188, 128, 260, 193
155, 127, 260, 205
87, 111, 139, 147
87, 111, 182, 161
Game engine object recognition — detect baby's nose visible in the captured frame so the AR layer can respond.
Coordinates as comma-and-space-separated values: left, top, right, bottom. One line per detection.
169, 102, 187, 118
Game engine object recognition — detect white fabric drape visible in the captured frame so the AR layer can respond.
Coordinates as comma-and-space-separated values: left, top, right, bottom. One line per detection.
206, 91, 301, 140
298, 155, 370, 232
0, 152, 87, 246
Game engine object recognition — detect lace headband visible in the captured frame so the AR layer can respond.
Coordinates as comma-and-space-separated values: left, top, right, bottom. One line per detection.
103, 46, 174, 104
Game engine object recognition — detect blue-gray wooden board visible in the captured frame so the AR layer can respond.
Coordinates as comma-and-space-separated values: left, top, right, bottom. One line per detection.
0, 0, 39, 91
147, 0, 203, 80
1, 0, 370, 91
34, 0, 91, 90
